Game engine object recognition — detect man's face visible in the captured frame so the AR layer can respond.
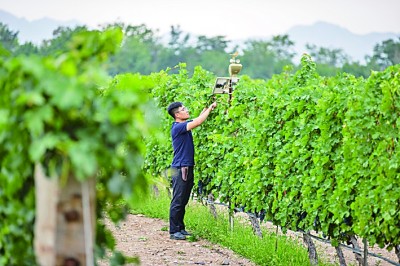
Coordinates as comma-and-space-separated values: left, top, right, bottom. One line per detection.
175, 106, 190, 120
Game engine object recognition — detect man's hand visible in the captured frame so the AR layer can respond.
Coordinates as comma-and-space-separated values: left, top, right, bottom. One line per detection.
187, 101, 217, 131
209, 102, 217, 111
200, 102, 217, 115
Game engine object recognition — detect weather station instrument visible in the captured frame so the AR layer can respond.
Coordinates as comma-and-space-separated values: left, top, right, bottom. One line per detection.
212, 52, 243, 100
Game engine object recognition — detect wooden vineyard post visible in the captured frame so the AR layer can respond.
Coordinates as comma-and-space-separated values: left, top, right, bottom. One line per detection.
350, 235, 364, 266
395, 245, 400, 263
229, 211, 234, 231
335, 245, 347, 266
303, 232, 318, 266
34, 164, 96, 266
363, 238, 368, 266
275, 226, 279, 252
228, 202, 234, 231
208, 193, 218, 219
248, 213, 263, 238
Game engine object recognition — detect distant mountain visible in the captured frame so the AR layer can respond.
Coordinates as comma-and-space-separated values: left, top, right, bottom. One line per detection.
287, 21, 399, 63
1, 9, 399, 63
0, 9, 81, 44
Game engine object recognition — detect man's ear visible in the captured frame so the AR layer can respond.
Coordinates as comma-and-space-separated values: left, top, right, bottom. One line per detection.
175, 111, 183, 118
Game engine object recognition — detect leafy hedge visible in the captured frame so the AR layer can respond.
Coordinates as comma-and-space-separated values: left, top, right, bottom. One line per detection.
0, 28, 159, 265
144, 56, 400, 249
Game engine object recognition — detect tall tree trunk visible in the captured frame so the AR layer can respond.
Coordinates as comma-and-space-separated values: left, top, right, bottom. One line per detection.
34, 164, 96, 266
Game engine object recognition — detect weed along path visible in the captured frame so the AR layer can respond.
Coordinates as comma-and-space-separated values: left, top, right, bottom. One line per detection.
102, 212, 400, 266
103, 214, 256, 266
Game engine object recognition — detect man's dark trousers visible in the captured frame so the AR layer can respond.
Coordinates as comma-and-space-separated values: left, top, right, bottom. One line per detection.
169, 166, 194, 234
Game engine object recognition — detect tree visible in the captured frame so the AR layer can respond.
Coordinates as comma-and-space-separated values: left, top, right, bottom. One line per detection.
107, 35, 155, 75
341, 62, 372, 77
270, 35, 296, 62
241, 39, 276, 79
39, 25, 88, 56
0, 23, 40, 56
240, 35, 297, 79
195, 35, 230, 53
368, 37, 400, 70
14, 42, 39, 56
104, 23, 163, 75
197, 50, 232, 75
0, 22, 19, 52
157, 25, 194, 73
168, 25, 191, 55
305, 44, 349, 67
304, 44, 352, 76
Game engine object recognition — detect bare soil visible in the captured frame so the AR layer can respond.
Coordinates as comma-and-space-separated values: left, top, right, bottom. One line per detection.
100, 203, 399, 266
101, 214, 256, 266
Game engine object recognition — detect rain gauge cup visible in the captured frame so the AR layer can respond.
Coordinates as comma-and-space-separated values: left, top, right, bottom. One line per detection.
229, 62, 242, 77
212, 53, 242, 95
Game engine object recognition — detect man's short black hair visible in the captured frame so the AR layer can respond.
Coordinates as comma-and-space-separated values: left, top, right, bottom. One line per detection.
167, 102, 183, 118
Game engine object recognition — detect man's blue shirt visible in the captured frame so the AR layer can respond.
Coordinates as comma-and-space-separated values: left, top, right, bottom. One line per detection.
171, 121, 194, 167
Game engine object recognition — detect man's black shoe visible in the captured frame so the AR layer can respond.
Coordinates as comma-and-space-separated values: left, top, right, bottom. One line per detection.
170, 232, 186, 240
180, 230, 191, 236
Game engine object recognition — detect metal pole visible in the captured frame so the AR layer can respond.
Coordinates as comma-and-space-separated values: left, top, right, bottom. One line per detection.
363, 238, 368, 266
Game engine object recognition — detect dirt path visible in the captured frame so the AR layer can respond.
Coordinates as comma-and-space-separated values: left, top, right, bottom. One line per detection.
101, 212, 399, 266
102, 214, 256, 266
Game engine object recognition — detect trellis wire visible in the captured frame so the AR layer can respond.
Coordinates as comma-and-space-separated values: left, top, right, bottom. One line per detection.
197, 196, 400, 266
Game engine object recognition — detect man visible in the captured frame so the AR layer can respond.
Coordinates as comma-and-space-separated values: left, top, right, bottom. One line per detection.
167, 101, 217, 240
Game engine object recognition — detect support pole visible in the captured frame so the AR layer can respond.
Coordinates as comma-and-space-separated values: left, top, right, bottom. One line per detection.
228, 202, 234, 231
275, 226, 279, 252
207, 193, 218, 219
248, 213, 263, 238
335, 245, 347, 266
363, 238, 368, 266
350, 235, 363, 266
34, 164, 96, 266
303, 232, 318, 266
395, 245, 400, 263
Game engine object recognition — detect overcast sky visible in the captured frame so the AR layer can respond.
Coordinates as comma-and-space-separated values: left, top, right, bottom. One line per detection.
1, 0, 399, 39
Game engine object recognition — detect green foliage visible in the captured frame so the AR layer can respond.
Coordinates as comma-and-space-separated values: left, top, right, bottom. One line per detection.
0, 28, 160, 264
105, 23, 163, 76
109, 251, 140, 266
306, 44, 349, 67
144, 55, 400, 251
39, 25, 89, 57
340, 67, 400, 246
133, 191, 331, 266
370, 37, 400, 70
0, 22, 19, 52
2, 21, 399, 79
1, 22, 399, 264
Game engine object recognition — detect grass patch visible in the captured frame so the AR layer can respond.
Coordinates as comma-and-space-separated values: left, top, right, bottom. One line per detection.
131, 191, 333, 266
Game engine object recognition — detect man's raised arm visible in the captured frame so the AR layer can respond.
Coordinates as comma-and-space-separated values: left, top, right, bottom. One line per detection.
187, 102, 217, 131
